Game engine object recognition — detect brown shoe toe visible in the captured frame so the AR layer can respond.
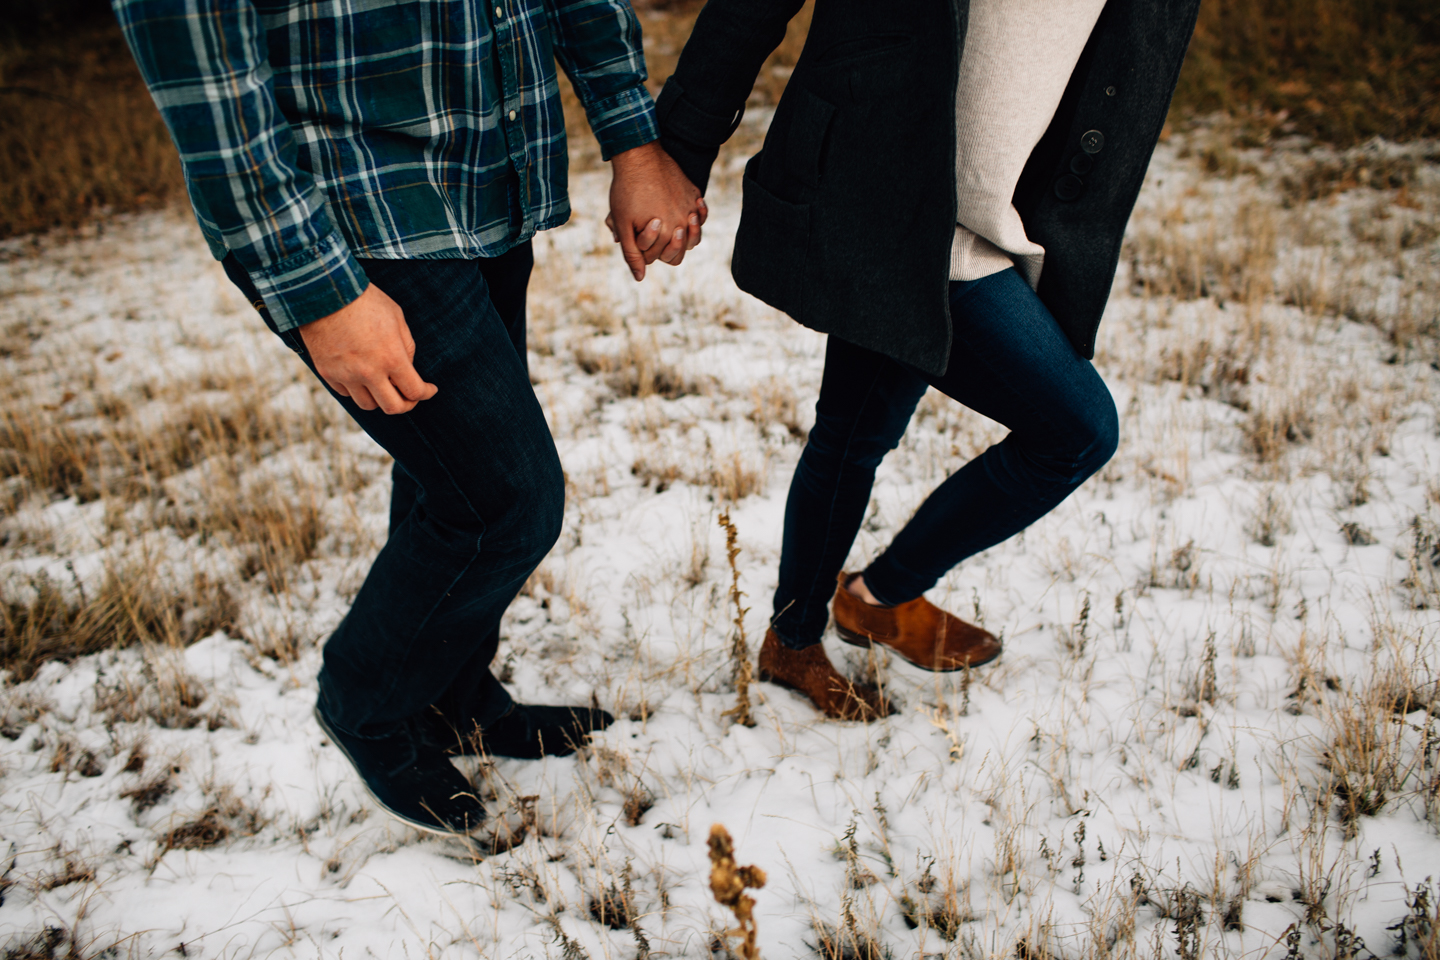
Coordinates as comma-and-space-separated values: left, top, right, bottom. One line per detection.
832, 573, 1001, 672
756, 629, 892, 721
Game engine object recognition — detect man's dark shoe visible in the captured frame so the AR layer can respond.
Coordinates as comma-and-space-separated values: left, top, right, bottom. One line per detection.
315, 706, 486, 837
426, 703, 614, 759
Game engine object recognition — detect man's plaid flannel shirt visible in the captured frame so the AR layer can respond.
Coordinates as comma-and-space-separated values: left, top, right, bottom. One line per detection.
113, 0, 659, 330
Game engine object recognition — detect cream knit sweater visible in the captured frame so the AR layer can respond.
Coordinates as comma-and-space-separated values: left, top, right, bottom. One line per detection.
950, 0, 1108, 284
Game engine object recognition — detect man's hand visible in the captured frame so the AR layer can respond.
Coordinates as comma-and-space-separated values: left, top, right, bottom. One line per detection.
298, 283, 438, 415
607, 141, 707, 281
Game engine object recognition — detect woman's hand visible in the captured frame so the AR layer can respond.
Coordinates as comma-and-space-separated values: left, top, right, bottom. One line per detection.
606, 141, 708, 280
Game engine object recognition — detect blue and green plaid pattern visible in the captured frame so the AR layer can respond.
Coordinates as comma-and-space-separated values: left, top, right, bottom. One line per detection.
113, 0, 658, 330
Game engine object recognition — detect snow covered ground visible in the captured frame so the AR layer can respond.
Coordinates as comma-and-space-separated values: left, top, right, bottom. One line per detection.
2, 125, 1438, 960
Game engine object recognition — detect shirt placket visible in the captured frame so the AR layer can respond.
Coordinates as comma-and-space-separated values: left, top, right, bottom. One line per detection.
492, 0, 533, 232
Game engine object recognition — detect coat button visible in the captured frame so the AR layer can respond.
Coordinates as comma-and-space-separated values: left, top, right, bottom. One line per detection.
1053, 174, 1084, 201
1069, 153, 1094, 175
1081, 129, 1105, 154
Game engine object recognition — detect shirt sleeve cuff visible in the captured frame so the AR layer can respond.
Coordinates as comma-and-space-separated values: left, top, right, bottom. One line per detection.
245, 231, 370, 332
587, 85, 661, 161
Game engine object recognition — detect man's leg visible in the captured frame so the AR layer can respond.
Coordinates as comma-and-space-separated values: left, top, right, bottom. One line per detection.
860, 268, 1119, 605
221, 251, 559, 832
313, 255, 564, 741
386, 241, 532, 536
227, 253, 560, 739
389, 242, 536, 733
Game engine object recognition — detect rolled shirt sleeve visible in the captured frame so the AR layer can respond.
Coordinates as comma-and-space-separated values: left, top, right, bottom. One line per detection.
112, 0, 367, 330
548, 0, 660, 160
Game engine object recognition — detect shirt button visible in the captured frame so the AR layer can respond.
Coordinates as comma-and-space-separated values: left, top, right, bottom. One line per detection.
1081, 129, 1105, 154
508, 109, 517, 121
494, 5, 502, 15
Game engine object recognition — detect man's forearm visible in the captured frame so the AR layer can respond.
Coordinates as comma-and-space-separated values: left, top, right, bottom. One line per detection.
112, 0, 366, 329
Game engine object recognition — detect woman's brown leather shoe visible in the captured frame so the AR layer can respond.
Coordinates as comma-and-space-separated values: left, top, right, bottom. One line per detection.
756, 629, 893, 721
832, 573, 1002, 672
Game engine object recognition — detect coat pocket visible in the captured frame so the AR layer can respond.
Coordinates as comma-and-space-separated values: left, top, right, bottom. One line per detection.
732, 157, 811, 321
810, 34, 916, 103
783, 87, 836, 188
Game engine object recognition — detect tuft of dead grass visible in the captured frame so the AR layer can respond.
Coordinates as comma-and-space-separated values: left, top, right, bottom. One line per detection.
0, 16, 184, 239
2, 562, 238, 682
1, 362, 382, 677
1126, 200, 1277, 307
119, 770, 176, 814
1171, 0, 1440, 144
588, 874, 636, 931
575, 328, 706, 401
1404, 515, 1440, 610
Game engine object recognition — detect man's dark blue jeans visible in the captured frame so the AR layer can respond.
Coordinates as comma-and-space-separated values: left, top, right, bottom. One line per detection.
771, 267, 1119, 649
223, 245, 558, 739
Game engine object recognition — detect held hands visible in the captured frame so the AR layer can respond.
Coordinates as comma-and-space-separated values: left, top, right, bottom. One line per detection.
299, 283, 438, 415
606, 141, 707, 280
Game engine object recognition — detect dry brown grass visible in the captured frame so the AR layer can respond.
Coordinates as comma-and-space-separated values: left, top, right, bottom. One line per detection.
0, 362, 379, 677
1282, 618, 1440, 841
574, 328, 706, 400
0, 369, 338, 512
628, 440, 766, 502
1126, 200, 1277, 308
717, 509, 755, 727
156, 787, 265, 854
1172, 0, 1440, 144
1119, 132, 1438, 508
0, 16, 184, 240
1, 561, 238, 682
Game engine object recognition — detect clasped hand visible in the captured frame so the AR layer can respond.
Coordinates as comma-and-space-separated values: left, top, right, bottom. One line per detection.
300, 140, 703, 414
605, 140, 708, 280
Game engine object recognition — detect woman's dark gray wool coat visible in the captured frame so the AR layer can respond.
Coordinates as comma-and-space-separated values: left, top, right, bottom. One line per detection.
656, 0, 1202, 377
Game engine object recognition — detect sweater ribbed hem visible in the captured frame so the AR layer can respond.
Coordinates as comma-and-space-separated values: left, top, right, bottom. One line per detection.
949, 226, 1018, 282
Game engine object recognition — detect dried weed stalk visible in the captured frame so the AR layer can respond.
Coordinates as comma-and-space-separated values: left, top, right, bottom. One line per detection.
708, 824, 767, 960
717, 510, 755, 727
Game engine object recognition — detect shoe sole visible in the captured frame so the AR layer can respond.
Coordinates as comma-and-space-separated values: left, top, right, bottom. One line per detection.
313, 706, 485, 839
835, 626, 1000, 673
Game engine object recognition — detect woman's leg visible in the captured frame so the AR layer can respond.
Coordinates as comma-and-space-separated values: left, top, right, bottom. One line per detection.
770, 336, 929, 648
861, 268, 1119, 606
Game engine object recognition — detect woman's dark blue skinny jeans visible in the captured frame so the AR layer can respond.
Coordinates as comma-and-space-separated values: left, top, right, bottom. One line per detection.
771, 267, 1119, 649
